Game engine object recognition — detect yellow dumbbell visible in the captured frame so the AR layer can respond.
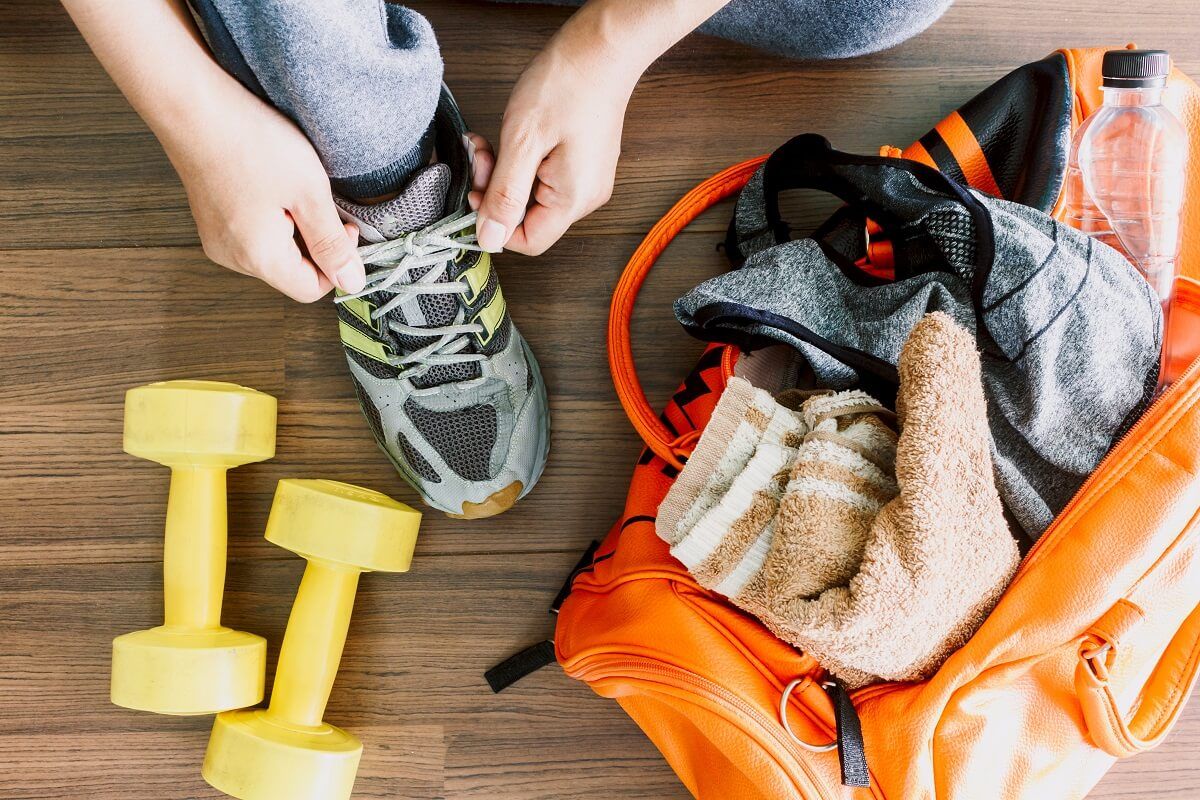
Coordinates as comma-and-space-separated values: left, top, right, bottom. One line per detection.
203, 479, 421, 800
111, 380, 276, 716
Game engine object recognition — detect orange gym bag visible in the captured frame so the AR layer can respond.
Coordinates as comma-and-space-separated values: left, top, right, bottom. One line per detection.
509, 47, 1200, 799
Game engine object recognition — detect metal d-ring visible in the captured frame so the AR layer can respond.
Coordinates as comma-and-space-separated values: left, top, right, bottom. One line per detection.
778, 678, 838, 752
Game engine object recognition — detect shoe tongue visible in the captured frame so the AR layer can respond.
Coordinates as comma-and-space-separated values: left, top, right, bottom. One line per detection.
335, 164, 451, 242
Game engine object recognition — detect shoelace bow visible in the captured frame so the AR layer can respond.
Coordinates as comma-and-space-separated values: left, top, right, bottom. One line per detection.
335, 210, 485, 379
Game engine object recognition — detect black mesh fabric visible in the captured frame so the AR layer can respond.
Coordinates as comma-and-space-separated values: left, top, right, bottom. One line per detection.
351, 377, 386, 443
337, 304, 376, 336
924, 207, 978, 279
488, 317, 512, 353
398, 433, 441, 482
408, 251, 507, 388
411, 360, 483, 389
405, 399, 498, 481
348, 347, 398, 379
388, 262, 456, 354
353, 378, 441, 484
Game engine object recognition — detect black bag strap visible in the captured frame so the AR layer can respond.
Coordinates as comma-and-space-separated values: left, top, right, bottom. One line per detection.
485, 641, 556, 693
725, 134, 1003, 357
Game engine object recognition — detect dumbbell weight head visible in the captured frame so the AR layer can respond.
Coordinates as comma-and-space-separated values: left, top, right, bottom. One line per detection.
111, 627, 267, 716
123, 380, 277, 468
264, 479, 421, 572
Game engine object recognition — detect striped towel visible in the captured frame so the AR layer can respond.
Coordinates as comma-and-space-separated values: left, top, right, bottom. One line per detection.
658, 380, 898, 601
656, 313, 1018, 688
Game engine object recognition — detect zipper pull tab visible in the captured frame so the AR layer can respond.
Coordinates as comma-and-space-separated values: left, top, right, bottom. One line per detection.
827, 680, 870, 787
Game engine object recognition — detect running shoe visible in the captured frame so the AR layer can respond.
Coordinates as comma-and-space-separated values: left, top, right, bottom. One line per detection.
333, 88, 550, 518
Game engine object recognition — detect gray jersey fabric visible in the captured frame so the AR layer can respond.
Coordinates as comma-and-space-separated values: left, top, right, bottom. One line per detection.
188, 0, 952, 197
675, 138, 1162, 542
504, 0, 954, 61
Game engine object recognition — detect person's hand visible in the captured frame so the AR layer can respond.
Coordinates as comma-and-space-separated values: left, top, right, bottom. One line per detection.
470, 40, 636, 256
163, 82, 365, 302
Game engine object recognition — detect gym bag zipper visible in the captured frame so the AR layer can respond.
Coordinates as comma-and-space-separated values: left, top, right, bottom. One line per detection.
570, 656, 881, 800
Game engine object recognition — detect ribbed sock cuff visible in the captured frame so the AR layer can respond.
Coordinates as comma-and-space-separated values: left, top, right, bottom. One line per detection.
330, 122, 436, 201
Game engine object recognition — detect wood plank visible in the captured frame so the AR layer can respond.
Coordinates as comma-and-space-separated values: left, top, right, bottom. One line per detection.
0, 728, 448, 800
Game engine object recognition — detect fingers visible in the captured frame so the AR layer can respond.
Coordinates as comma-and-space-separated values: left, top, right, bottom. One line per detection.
466, 132, 495, 212
254, 220, 334, 303
506, 201, 573, 257
245, 228, 335, 302
269, 252, 336, 303
505, 154, 613, 257
476, 127, 543, 252
467, 133, 494, 192
198, 211, 337, 303
291, 193, 365, 292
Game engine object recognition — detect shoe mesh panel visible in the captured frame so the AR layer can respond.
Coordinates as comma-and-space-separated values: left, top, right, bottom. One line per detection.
398, 433, 441, 483
485, 317, 511, 354
337, 304, 376, 336
335, 166, 450, 238
405, 399, 498, 482
408, 251, 496, 389
351, 377, 387, 444
412, 361, 482, 390
348, 347, 398, 379
352, 377, 441, 484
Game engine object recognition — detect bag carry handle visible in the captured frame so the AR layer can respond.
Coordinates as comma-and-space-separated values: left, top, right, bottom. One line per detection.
1076, 602, 1200, 757
608, 157, 767, 469
761, 134, 907, 245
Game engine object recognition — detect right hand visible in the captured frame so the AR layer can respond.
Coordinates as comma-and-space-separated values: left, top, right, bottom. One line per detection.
163, 84, 365, 302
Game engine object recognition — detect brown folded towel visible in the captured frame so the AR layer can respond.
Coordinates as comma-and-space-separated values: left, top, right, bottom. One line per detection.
657, 312, 1019, 688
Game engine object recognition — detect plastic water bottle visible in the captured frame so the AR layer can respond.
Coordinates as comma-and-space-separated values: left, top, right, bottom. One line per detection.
1065, 49, 1187, 392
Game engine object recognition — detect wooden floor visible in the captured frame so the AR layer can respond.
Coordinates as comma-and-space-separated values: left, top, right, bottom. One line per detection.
1, 1, 1198, 797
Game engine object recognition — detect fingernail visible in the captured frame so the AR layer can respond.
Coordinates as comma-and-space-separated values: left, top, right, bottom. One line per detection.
477, 218, 506, 253
468, 191, 481, 211
337, 264, 365, 293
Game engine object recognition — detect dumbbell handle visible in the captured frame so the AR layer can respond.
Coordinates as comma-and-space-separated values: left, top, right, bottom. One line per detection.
266, 559, 360, 729
163, 465, 228, 630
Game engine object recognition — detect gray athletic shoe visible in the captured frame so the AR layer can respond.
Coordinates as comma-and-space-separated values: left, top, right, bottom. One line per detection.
333, 88, 549, 518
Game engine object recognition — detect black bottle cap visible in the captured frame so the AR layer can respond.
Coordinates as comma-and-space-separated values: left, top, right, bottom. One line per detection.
1103, 49, 1171, 88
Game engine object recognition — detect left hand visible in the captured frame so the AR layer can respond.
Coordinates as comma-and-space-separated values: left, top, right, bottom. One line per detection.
470, 42, 635, 256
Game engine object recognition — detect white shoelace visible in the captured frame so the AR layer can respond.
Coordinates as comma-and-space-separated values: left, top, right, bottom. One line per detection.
335, 211, 485, 379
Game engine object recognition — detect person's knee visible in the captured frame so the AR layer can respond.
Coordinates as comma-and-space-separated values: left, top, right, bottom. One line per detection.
706, 0, 953, 61
813, 0, 954, 59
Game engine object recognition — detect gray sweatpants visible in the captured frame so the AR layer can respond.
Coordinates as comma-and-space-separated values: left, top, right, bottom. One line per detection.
189, 0, 952, 199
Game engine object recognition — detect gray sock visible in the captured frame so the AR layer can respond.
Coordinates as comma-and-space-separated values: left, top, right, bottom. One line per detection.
187, 0, 443, 199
